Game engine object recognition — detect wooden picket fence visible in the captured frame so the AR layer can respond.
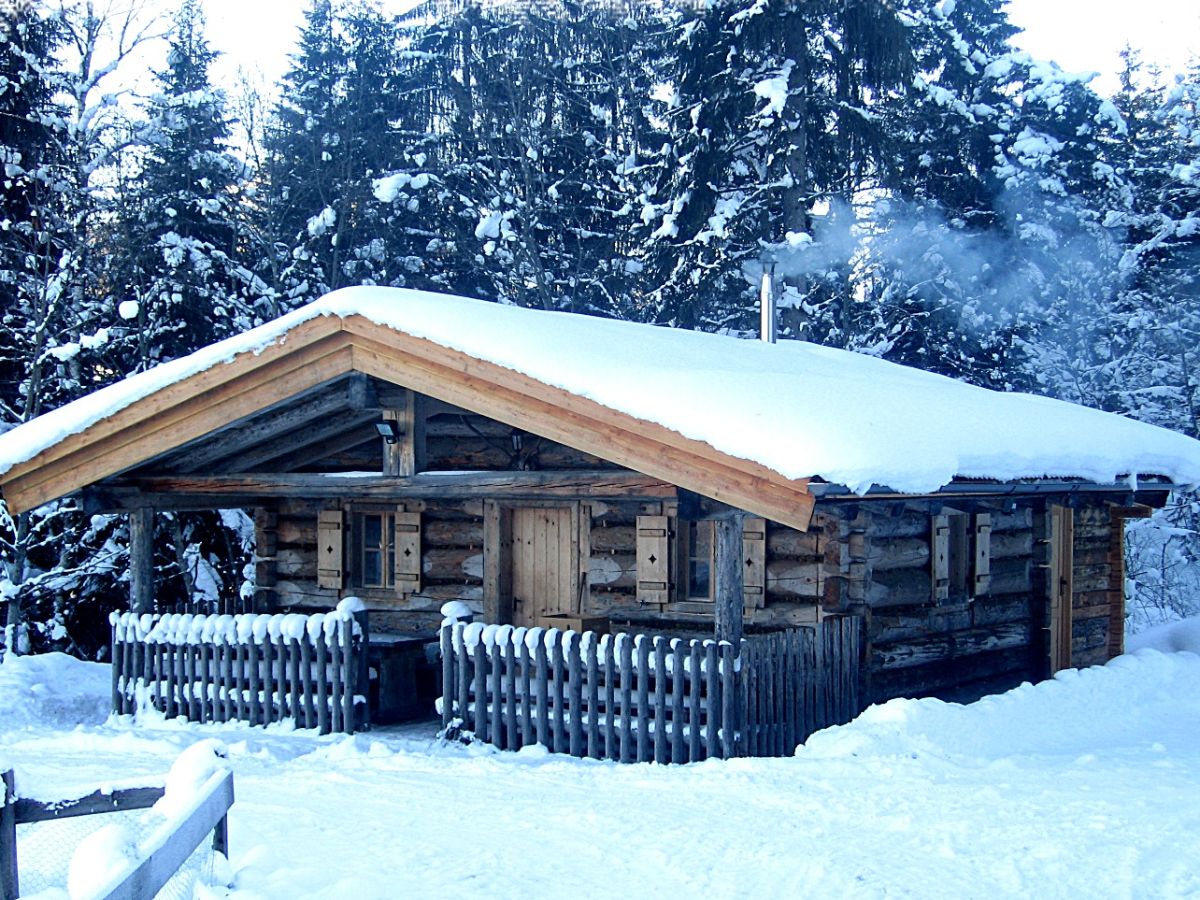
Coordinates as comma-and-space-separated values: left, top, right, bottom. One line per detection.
440, 616, 863, 763
740, 616, 862, 757
110, 609, 369, 735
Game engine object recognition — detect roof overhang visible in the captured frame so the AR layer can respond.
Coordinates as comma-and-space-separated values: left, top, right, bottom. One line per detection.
0, 315, 818, 530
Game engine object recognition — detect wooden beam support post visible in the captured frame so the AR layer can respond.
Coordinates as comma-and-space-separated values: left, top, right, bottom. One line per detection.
483, 501, 513, 624
714, 513, 746, 645
129, 507, 155, 615
382, 390, 427, 477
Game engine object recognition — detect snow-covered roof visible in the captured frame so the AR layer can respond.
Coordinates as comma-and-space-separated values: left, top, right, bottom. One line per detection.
2, 286, 1199, 497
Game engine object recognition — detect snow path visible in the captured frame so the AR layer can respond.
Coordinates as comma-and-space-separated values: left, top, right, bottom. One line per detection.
2, 650, 1199, 898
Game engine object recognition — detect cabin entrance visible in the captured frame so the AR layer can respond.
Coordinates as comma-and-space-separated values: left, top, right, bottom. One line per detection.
510, 505, 582, 628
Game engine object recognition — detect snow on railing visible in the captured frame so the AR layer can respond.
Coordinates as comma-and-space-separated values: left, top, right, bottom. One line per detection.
110, 598, 369, 735
2, 741, 234, 900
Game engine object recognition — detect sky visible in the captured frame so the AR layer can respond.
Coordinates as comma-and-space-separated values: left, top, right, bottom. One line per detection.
174, 0, 1199, 100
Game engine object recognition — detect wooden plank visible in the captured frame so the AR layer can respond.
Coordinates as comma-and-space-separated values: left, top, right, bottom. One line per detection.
974, 513, 993, 595
654, 637, 668, 764
441, 626, 454, 730
394, 510, 422, 596
567, 632, 584, 757
603, 636, 617, 761
550, 631, 567, 753
742, 517, 767, 609
330, 627, 344, 734
457, 628, 472, 738
932, 514, 950, 603
473, 635, 488, 743
518, 632, 533, 746
636, 636, 651, 762
671, 640, 686, 764
705, 641, 719, 760
619, 635, 633, 763
315, 637, 330, 734
534, 634, 549, 748
586, 634, 600, 759
688, 642, 703, 762
635, 516, 670, 605
490, 635, 504, 748
505, 631, 519, 749
316, 510, 345, 591
720, 642, 737, 759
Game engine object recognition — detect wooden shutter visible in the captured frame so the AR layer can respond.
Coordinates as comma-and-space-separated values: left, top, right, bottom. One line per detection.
742, 516, 767, 609
394, 510, 422, 596
636, 515, 670, 604
973, 513, 992, 595
317, 509, 345, 590
932, 513, 950, 603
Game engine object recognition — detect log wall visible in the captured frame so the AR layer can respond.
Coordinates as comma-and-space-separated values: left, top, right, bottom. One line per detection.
260, 490, 1126, 703
272, 497, 486, 633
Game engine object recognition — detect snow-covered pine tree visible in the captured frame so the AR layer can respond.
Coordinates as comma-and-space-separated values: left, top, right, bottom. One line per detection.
121, 0, 252, 369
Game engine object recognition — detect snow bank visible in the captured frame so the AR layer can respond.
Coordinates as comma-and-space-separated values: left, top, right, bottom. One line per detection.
0, 651, 111, 730
1, 287, 1199, 495
1127, 616, 1200, 654
800, 649, 1200, 762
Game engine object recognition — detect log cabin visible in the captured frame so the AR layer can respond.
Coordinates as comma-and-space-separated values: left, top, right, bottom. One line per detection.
2, 286, 1199, 723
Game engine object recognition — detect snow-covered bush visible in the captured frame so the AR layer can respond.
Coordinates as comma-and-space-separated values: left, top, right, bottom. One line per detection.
1125, 499, 1200, 633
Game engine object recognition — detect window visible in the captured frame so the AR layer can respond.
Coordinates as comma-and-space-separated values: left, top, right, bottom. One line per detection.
685, 520, 715, 600
932, 510, 991, 603
355, 512, 395, 589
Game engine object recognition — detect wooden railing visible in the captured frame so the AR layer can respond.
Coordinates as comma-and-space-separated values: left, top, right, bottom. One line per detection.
2, 751, 233, 900
440, 616, 863, 763
111, 605, 369, 735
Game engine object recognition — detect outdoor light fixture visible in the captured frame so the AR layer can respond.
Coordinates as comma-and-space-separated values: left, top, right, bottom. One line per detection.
511, 429, 524, 453
375, 420, 402, 444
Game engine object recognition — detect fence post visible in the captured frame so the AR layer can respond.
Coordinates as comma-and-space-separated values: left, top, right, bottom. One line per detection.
2, 769, 17, 900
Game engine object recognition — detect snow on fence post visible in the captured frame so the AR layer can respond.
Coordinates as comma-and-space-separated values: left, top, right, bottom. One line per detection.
109, 609, 367, 735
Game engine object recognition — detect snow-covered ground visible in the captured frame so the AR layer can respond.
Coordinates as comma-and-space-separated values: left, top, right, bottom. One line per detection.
3, 643, 1199, 899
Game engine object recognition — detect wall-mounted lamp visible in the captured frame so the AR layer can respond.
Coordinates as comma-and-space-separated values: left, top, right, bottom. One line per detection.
511, 429, 524, 453
375, 420, 402, 444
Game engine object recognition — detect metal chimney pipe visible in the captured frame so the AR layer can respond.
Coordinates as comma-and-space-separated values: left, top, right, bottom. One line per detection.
759, 255, 777, 344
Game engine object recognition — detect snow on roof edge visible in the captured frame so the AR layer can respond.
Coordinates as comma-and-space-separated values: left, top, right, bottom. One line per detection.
2, 286, 1200, 497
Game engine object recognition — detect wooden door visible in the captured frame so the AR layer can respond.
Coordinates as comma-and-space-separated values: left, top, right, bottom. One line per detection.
1048, 505, 1075, 673
511, 506, 580, 627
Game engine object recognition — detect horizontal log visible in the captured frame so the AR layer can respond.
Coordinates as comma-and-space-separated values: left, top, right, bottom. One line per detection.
104, 471, 678, 506
870, 608, 973, 644
767, 528, 822, 558
767, 560, 821, 600
870, 646, 1033, 703
971, 595, 1031, 628
282, 583, 483, 613
1072, 602, 1112, 620
866, 537, 929, 572
872, 621, 1031, 671
590, 525, 636, 554
276, 547, 316, 578
589, 554, 635, 588
865, 569, 930, 608
991, 530, 1033, 559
